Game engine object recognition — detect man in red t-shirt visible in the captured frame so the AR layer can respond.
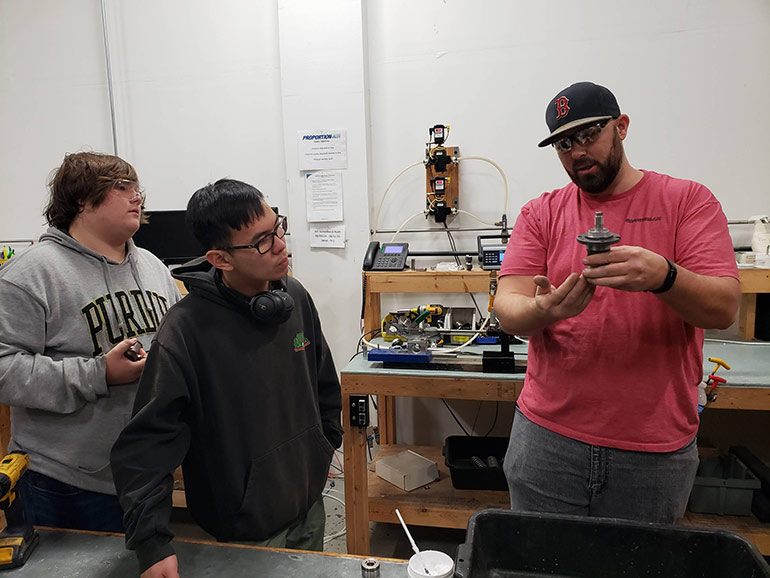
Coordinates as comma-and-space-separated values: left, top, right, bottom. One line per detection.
494, 81, 740, 523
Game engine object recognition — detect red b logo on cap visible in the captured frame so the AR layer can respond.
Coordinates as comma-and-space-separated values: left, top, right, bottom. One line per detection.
555, 96, 570, 120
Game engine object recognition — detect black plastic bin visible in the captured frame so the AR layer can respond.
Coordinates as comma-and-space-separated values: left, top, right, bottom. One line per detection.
689, 453, 761, 515
443, 436, 509, 491
454, 509, 770, 578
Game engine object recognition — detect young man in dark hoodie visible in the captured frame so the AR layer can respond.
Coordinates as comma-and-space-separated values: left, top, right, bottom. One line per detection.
0, 152, 181, 532
111, 179, 343, 578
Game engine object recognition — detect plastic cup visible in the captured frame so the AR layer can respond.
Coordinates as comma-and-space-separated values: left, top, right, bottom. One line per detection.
407, 550, 454, 578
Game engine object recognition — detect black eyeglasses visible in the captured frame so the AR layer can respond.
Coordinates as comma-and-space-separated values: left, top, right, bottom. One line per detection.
552, 120, 612, 153
219, 215, 288, 255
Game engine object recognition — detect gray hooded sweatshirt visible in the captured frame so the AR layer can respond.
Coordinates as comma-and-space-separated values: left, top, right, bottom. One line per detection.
0, 227, 181, 494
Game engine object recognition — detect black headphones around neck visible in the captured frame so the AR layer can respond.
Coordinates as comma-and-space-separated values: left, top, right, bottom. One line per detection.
215, 271, 294, 324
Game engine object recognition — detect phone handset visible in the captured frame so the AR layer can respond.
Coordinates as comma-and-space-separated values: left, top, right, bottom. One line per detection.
363, 241, 380, 271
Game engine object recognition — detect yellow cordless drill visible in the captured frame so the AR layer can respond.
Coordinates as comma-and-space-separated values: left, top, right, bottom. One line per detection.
0, 451, 39, 569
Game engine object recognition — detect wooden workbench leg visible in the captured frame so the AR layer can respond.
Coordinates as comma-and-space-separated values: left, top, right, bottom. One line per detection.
0, 404, 9, 456
343, 395, 370, 555
738, 293, 756, 340
378, 395, 397, 445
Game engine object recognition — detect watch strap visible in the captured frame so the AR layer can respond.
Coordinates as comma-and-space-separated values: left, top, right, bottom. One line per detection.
649, 257, 677, 294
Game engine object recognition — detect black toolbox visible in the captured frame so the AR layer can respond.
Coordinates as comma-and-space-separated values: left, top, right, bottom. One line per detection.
443, 436, 508, 491
454, 509, 770, 578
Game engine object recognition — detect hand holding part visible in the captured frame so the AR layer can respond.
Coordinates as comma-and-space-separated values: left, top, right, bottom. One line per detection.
577, 211, 621, 255
125, 341, 144, 361
106, 339, 147, 385
582, 247, 673, 293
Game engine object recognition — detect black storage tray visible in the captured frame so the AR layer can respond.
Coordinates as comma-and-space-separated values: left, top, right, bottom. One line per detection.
454, 509, 770, 578
689, 453, 761, 515
443, 436, 508, 491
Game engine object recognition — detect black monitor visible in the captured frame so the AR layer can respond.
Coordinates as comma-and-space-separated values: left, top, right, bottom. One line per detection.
132, 210, 203, 266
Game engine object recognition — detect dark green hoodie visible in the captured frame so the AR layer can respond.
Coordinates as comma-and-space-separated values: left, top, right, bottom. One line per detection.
110, 257, 342, 572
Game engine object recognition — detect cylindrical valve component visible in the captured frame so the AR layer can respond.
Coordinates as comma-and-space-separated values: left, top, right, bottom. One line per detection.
576, 211, 621, 255
361, 557, 381, 578
470, 455, 486, 468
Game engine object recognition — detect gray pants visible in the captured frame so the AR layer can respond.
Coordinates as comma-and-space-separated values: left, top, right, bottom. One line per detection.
504, 408, 699, 524
233, 496, 326, 551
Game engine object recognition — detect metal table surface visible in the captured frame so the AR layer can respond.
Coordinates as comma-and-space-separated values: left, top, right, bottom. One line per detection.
4, 530, 409, 578
346, 340, 770, 387
703, 340, 770, 386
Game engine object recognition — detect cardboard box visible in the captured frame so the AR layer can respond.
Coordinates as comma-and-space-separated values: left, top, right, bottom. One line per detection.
375, 450, 439, 491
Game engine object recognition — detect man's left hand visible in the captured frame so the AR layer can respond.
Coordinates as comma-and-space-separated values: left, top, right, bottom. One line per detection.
581, 246, 668, 292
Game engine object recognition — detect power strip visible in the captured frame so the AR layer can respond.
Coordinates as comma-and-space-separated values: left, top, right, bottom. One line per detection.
349, 395, 369, 428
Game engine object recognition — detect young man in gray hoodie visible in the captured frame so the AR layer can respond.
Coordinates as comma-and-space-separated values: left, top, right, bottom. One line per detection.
0, 152, 181, 532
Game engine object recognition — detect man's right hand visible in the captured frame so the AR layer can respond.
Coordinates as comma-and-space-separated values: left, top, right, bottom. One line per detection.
105, 338, 147, 385
141, 555, 179, 578
495, 273, 595, 335
532, 272, 595, 323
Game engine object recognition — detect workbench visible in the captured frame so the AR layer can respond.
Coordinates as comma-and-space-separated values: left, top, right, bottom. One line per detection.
341, 340, 770, 556
3, 528, 407, 577
358, 268, 770, 446
346, 268, 770, 556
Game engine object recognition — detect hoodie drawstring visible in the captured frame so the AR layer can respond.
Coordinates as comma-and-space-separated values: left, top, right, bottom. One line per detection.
100, 256, 126, 338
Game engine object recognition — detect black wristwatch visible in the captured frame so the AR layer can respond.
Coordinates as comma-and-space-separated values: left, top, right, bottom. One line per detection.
648, 257, 677, 294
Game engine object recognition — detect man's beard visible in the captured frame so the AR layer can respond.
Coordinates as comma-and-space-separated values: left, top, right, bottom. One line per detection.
567, 131, 624, 194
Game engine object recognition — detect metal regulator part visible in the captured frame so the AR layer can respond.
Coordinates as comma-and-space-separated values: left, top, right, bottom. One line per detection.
361, 557, 381, 577
576, 211, 621, 255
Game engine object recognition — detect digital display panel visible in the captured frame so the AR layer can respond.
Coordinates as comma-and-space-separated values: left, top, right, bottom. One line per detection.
384, 245, 404, 254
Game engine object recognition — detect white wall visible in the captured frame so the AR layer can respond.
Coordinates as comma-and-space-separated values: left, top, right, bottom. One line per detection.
105, 0, 287, 211
2, 0, 769, 444
0, 0, 286, 226
276, 0, 372, 370
0, 0, 114, 238
367, 0, 770, 238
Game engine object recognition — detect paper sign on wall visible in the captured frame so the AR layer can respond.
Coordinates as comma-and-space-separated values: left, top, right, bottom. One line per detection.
305, 170, 343, 222
310, 225, 346, 248
298, 130, 347, 170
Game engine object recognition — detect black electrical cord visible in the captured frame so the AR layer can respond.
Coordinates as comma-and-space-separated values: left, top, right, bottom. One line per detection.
348, 350, 366, 362
442, 222, 484, 318
483, 402, 500, 437
442, 399, 470, 436
468, 292, 483, 319
443, 222, 463, 268
470, 400, 484, 436
360, 274, 367, 322
355, 328, 381, 354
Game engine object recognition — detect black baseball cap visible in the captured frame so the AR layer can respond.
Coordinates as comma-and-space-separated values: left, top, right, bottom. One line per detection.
538, 82, 621, 147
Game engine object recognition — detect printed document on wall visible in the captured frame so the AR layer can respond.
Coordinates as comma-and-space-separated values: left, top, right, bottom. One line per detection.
305, 171, 343, 222
310, 225, 345, 248
298, 130, 347, 170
